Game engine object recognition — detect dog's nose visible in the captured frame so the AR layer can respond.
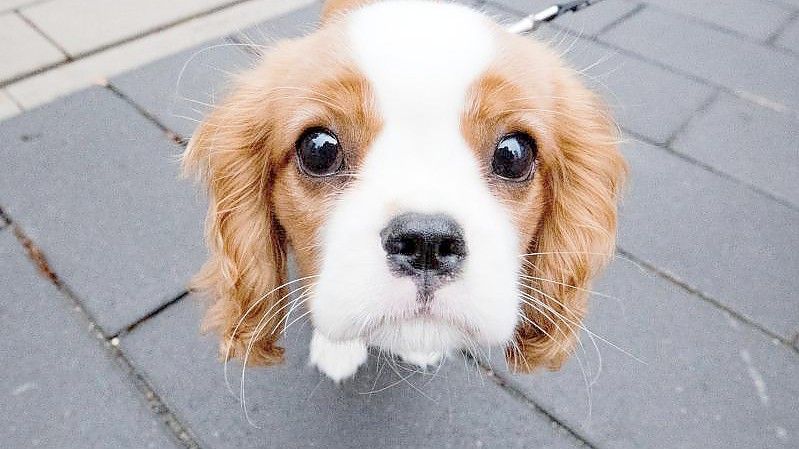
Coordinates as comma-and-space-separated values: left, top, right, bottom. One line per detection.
381, 213, 467, 278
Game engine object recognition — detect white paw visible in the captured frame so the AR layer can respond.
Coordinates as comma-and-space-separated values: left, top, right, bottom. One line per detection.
397, 350, 443, 368
309, 331, 368, 383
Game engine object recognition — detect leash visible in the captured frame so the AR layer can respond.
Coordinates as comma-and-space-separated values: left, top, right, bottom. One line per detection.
508, 0, 609, 34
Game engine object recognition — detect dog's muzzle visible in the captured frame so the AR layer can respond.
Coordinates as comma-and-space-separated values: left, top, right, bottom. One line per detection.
380, 212, 467, 298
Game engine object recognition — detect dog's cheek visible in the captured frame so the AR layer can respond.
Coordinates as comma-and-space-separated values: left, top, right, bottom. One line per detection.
269, 175, 360, 339
458, 178, 546, 346
272, 172, 325, 276
455, 208, 523, 345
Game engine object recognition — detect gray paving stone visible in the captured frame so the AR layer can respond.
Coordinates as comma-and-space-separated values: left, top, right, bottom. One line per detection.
0, 12, 65, 82
112, 3, 321, 140
601, 7, 799, 113
0, 89, 21, 121
121, 296, 583, 449
672, 93, 799, 208
477, 0, 523, 26
112, 38, 254, 139
643, 0, 793, 41
0, 87, 206, 336
617, 139, 799, 340
20, 0, 238, 56
559, 36, 715, 144
230, 1, 321, 46
0, 231, 178, 449
0, 209, 8, 229
484, 0, 639, 36
776, 16, 799, 54
486, 260, 799, 449
0, 0, 38, 12
458, 5, 713, 144
5, 1, 315, 112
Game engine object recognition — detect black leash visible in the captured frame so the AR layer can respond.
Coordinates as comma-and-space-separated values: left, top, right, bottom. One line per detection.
508, 0, 609, 34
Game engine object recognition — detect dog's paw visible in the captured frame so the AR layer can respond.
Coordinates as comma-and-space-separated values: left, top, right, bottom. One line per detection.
309, 331, 368, 383
397, 350, 443, 369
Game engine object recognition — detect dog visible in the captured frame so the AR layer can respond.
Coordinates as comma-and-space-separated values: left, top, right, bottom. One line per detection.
184, 0, 626, 382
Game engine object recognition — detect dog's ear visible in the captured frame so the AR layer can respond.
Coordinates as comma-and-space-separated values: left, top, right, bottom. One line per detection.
507, 74, 627, 372
321, 0, 374, 23
183, 72, 289, 366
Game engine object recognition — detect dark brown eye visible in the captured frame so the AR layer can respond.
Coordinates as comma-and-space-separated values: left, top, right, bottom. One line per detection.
492, 133, 537, 182
296, 127, 343, 177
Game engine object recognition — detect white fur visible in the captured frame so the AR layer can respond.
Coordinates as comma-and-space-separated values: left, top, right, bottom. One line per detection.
397, 349, 444, 368
309, 331, 368, 383
309, 2, 522, 380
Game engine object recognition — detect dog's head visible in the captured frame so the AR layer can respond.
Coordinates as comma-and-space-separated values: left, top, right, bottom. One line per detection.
185, 0, 626, 371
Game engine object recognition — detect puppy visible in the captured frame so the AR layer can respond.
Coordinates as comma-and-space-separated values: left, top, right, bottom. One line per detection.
184, 0, 626, 382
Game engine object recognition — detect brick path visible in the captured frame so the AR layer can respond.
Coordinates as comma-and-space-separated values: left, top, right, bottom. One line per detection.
1, 1, 798, 448
0, 0, 314, 118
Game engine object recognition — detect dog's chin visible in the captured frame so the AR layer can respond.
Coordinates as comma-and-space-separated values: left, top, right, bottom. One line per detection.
312, 294, 516, 357
312, 307, 464, 346
367, 317, 466, 356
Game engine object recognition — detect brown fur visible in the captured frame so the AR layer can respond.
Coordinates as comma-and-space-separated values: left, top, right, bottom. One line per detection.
185, 1, 626, 371
462, 30, 627, 371
183, 21, 381, 364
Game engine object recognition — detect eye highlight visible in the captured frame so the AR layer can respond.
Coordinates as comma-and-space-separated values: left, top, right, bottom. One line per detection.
492, 133, 537, 182
296, 127, 344, 177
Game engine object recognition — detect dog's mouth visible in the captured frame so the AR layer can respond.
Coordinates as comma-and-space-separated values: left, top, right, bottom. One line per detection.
395, 298, 464, 327
365, 299, 454, 329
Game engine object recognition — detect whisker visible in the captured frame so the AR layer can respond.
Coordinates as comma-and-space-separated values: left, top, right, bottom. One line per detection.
223, 275, 320, 397
520, 285, 645, 365
520, 274, 626, 307
517, 278, 599, 377
518, 251, 649, 273
239, 290, 315, 427
231, 284, 315, 401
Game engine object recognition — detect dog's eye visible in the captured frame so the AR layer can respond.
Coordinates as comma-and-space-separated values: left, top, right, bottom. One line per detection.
492, 133, 537, 182
296, 128, 343, 177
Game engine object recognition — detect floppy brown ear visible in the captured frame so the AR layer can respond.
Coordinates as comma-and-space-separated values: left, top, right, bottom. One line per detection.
183, 75, 288, 366
321, 0, 374, 23
507, 75, 627, 372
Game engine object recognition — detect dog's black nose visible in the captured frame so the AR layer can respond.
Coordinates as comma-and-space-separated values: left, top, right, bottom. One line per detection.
381, 213, 467, 278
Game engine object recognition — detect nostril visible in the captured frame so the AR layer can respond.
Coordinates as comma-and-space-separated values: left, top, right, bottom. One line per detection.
384, 236, 419, 256
398, 236, 419, 256
438, 237, 465, 258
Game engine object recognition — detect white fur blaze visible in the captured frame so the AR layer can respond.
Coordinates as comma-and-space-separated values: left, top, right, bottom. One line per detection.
310, 1, 521, 361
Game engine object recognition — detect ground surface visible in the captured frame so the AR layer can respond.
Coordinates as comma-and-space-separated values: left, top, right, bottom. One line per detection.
1, 1, 798, 448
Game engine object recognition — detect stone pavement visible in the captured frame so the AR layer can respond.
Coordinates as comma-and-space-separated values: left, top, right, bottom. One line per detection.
1, 1, 797, 448
0, 0, 315, 118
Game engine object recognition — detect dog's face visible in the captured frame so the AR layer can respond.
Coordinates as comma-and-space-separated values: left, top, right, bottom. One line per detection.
185, 0, 626, 372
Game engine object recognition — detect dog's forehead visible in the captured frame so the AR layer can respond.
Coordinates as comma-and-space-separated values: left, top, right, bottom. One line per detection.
347, 1, 495, 124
